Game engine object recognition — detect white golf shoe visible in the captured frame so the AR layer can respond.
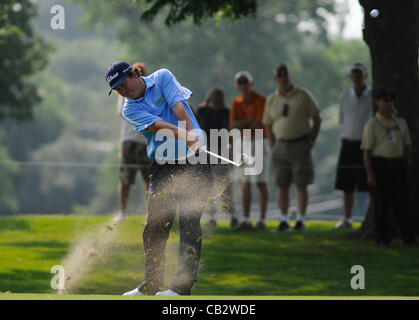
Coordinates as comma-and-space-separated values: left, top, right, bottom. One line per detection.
155, 289, 179, 296
123, 288, 144, 296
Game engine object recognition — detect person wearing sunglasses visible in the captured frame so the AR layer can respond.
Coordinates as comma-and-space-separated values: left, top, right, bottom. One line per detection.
262, 63, 321, 232
230, 71, 270, 231
361, 89, 417, 248
334, 62, 373, 229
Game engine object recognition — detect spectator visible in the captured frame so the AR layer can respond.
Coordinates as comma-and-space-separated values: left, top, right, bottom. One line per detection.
263, 63, 321, 232
114, 64, 151, 223
230, 71, 270, 231
196, 88, 238, 228
361, 89, 417, 248
334, 62, 373, 229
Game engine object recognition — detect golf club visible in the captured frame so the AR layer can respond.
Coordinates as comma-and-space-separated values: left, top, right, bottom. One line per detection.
199, 146, 254, 167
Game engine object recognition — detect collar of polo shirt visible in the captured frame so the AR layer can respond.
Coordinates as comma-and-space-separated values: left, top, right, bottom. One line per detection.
127, 76, 155, 103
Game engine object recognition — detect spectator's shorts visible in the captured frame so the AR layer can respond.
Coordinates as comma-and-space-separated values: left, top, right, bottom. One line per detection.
335, 139, 369, 192
271, 137, 314, 187
240, 137, 270, 185
119, 141, 151, 185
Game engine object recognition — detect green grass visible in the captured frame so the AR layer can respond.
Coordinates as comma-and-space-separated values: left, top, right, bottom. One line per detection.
1, 215, 419, 297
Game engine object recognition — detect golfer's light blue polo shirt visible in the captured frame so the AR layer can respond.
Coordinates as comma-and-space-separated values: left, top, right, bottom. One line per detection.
121, 68, 205, 161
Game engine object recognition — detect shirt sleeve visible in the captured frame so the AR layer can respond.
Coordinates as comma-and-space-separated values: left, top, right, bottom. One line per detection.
122, 104, 162, 133
361, 120, 374, 150
160, 69, 193, 109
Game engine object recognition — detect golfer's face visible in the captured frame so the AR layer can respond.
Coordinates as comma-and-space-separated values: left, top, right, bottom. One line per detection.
114, 76, 142, 99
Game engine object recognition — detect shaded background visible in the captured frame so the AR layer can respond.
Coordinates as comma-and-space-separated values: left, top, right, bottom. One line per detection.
0, 0, 371, 219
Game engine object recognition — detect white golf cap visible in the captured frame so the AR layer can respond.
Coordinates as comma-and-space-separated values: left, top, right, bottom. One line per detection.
350, 62, 367, 75
234, 71, 253, 83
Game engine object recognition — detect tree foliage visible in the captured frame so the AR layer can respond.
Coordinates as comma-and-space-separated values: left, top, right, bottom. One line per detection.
141, 0, 258, 25
0, 0, 52, 121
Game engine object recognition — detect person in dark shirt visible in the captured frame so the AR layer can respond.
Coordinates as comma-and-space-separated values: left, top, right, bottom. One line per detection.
196, 88, 238, 228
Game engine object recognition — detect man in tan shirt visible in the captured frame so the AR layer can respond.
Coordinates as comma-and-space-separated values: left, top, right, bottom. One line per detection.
361, 89, 416, 247
263, 63, 321, 232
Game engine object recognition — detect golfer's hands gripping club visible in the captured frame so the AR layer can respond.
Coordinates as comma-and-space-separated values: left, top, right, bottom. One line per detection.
187, 130, 203, 154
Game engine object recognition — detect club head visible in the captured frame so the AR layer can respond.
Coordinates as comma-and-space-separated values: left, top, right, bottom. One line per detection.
240, 154, 255, 167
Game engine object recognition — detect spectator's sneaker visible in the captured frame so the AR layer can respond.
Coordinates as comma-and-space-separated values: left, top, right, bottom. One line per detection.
333, 220, 352, 229
230, 217, 239, 228
123, 287, 144, 296
276, 221, 290, 232
156, 289, 179, 296
293, 220, 306, 232
255, 220, 267, 231
235, 221, 254, 231
113, 211, 126, 223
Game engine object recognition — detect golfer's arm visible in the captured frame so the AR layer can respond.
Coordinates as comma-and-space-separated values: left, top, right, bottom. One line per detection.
148, 120, 189, 141
172, 101, 194, 131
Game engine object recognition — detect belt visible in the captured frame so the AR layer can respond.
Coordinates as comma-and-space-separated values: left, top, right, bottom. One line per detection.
277, 135, 308, 143
372, 156, 405, 163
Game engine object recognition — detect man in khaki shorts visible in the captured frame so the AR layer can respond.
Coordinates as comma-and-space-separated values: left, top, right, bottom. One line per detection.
263, 63, 321, 232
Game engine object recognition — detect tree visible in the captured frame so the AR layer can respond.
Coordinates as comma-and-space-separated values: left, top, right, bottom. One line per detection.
0, 0, 51, 121
358, 0, 419, 237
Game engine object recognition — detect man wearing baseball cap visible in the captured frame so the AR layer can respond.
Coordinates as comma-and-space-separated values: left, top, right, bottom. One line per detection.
106, 61, 212, 296
230, 71, 270, 231
334, 62, 372, 229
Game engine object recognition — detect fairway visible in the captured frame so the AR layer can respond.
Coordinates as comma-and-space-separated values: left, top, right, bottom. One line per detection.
1, 215, 419, 297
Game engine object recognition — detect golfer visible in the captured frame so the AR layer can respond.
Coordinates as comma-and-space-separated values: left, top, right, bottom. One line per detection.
106, 61, 212, 296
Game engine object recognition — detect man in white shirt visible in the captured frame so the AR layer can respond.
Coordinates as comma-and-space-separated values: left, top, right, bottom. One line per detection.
334, 62, 373, 229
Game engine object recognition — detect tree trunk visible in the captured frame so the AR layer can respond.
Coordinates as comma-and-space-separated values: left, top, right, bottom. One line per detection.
358, 0, 419, 237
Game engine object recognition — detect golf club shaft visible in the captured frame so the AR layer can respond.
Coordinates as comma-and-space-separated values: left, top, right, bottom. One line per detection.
202, 149, 241, 167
